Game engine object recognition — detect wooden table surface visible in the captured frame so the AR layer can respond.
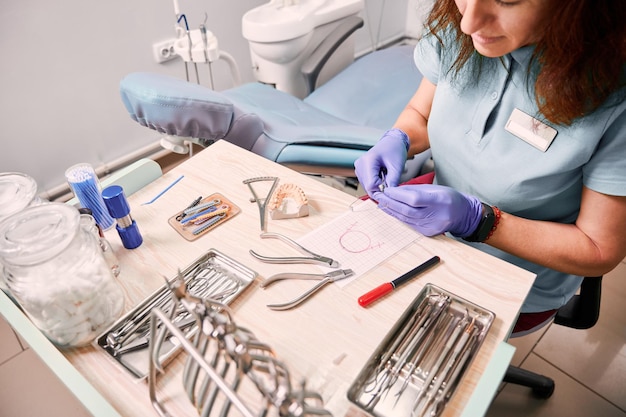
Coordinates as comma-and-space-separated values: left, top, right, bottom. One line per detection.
63, 140, 536, 417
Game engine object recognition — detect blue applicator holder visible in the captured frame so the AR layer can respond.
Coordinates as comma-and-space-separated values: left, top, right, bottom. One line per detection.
102, 185, 143, 249
65, 163, 115, 230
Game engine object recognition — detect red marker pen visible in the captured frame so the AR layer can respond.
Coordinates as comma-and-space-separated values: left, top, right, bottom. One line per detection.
358, 256, 440, 307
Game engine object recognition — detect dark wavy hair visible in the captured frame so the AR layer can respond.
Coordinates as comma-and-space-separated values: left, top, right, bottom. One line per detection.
426, 0, 626, 125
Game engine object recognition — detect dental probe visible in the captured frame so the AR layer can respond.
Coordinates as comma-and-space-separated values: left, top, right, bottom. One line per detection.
200, 24, 215, 89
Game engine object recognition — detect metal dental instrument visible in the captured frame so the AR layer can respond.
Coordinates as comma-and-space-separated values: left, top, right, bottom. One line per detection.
261, 269, 354, 311
192, 213, 227, 235
361, 298, 435, 398
362, 295, 450, 409
181, 199, 221, 218
424, 327, 479, 417
105, 261, 241, 355
260, 269, 353, 288
362, 296, 434, 392
200, 21, 215, 89
392, 312, 457, 403
407, 316, 465, 412
115, 316, 196, 356
177, 14, 191, 82
186, 29, 200, 84
378, 168, 387, 192
347, 284, 495, 416
249, 231, 339, 267
105, 286, 175, 350
243, 176, 279, 231
147, 271, 332, 417
176, 196, 203, 221
419, 318, 477, 416
385, 296, 450, 386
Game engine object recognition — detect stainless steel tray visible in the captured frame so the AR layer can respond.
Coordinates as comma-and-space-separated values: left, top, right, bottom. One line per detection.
95, 249, 256, 379
347, 283, 495, 417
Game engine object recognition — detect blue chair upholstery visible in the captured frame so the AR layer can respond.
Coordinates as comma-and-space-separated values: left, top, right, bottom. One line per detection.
120, 44, 430, 179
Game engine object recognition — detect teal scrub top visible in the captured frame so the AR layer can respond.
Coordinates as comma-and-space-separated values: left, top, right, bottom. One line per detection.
414, 34, 626, 312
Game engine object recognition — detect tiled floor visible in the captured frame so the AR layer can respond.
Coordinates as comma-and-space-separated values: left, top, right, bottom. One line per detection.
486, 258, 626, 417
1, 171, 625, 416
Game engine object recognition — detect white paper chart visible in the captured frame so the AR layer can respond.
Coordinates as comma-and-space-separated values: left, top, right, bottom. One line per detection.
297, 200, 423, 286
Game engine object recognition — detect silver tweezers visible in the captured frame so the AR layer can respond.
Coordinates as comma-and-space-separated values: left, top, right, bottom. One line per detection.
260, 269, 354, 310
249, 232, 339, 268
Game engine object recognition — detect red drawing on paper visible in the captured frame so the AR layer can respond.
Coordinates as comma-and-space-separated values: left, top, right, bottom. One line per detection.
339, 222, 385, 253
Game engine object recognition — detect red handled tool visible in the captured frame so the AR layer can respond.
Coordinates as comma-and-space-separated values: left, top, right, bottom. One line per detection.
358, 256, 440, 307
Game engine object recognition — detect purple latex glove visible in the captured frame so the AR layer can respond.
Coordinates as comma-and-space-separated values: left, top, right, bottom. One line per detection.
374, 184, 484, 237
354, 128, 410, 198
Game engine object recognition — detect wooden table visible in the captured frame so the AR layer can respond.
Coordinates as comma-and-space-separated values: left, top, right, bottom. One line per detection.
1, 140, 536, 417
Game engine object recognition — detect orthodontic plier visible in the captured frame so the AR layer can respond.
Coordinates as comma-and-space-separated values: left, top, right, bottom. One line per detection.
249, 232, 339, 268
260, 269, 354, 311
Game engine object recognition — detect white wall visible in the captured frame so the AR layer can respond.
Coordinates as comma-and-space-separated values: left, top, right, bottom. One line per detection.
405, 0, 434, 39
0, 0, 427, 197
358, 0, 407, 53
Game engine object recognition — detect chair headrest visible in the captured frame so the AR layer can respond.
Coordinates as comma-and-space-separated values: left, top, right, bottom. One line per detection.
120, 72, 235, 140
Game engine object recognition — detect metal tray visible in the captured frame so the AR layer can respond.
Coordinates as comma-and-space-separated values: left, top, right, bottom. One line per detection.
347, 283, 495, 417
95, 249, 256, 379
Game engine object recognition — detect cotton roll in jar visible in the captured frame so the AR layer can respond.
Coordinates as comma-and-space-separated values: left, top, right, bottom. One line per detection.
0, 203, 124, 348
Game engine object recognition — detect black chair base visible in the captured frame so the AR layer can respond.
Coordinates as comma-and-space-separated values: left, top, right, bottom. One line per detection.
503, 365, 555, 398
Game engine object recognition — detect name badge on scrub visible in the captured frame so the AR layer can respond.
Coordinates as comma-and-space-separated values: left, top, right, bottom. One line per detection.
505, 108, 557, 152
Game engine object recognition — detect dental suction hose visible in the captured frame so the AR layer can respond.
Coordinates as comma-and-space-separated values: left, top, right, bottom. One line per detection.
102, 185, 143, 249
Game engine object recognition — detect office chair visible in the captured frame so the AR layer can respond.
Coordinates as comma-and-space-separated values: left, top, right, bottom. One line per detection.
120, 43, 432, 182
503, 276, 603, 398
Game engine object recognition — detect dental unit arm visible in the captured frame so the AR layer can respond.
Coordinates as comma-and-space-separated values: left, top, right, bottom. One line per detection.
128, 0, 438, 179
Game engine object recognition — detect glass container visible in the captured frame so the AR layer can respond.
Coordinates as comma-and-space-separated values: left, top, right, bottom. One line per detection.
0, 203, 124, 348
79, 211, 121, 277
0, 172, 44, 293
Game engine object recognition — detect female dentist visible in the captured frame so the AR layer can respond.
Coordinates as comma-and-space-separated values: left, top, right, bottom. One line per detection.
354, 0, 626, 336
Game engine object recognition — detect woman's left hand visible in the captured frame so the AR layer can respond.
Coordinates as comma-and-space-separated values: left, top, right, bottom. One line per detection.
375, 184, 484, 237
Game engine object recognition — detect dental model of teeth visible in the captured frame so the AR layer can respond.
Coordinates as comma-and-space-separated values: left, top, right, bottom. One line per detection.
269, 183, 309, 219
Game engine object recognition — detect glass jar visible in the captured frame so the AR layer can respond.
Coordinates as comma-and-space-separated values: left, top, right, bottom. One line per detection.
0, 202, 125, 348
0, 172, 44, 293
79, 212, 121, 277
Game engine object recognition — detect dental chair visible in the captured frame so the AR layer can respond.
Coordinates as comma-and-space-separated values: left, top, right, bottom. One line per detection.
120, 43, 431, 183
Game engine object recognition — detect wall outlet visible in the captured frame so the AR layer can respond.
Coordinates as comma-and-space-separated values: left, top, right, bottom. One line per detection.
152, 39, 178, 63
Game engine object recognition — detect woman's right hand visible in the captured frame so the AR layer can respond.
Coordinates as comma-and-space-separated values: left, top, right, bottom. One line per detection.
354, 128, 409, 198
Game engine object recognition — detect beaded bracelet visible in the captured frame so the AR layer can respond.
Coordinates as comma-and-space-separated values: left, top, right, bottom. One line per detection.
485, 206, 502, 241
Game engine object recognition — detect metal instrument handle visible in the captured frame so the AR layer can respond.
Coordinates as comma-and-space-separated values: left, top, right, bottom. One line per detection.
248, 250, 328, 266
266, 278, 332, 311
260, 269, 353, 288
256, 232, 339, 268
264, 270, 353, 310
260, 273, 326, 288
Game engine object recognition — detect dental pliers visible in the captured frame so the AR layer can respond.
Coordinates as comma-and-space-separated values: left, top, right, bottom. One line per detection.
260, 269, 354, 310
249, 232, 339, 268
